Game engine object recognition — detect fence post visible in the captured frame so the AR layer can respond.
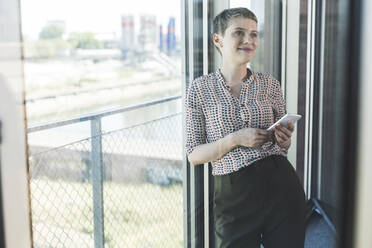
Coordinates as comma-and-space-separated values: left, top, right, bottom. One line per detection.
91, 118, 104, 248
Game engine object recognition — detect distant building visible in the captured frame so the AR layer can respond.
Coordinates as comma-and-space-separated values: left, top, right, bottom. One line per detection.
166, 17, 176, 56
95, 32, 121, 49
159, 25, 163, 52
121, 15, 135, 60
138, 15, 157, 52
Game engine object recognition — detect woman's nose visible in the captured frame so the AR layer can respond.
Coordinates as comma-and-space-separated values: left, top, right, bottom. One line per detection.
243, 34, 252, 44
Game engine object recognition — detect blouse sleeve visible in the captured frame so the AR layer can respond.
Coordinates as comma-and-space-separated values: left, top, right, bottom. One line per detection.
185, 80, 207, 156
269, 75, 289, 154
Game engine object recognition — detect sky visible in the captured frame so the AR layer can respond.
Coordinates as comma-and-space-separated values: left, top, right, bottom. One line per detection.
20, 0, 181, 40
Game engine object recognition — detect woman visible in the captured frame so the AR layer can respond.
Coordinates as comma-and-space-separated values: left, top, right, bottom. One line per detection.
185, 7, 307, 248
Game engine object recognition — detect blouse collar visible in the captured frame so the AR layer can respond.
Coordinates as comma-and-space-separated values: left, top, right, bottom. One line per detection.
215, 67, 255, 89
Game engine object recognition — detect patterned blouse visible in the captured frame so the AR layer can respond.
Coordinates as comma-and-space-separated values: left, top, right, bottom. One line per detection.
185, 68, 288, 176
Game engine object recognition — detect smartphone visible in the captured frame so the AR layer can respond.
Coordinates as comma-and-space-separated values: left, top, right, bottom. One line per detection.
267, 114, 302, 131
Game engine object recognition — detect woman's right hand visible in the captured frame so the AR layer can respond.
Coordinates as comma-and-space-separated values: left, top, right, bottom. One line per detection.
233, 128, 272, 148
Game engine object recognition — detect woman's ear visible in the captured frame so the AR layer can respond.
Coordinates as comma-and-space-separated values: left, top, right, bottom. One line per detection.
212, 33, 223, 50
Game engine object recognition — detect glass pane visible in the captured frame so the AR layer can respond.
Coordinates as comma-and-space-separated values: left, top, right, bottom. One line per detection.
21, 0, 183, 247
319, 0, 350, 236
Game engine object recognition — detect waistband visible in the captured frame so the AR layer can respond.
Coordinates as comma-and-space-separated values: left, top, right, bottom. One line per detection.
228, 154, 285, 176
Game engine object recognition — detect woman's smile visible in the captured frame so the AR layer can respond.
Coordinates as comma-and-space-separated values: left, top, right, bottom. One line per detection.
238, 47, 254, 53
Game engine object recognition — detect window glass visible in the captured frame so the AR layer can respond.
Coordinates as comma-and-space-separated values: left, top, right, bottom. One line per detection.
21, 0, 183, 247
318, 0, 351, 235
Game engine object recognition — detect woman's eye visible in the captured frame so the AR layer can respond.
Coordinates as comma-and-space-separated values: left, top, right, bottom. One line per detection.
251, 33, 258, 38
235, 31, 244, 36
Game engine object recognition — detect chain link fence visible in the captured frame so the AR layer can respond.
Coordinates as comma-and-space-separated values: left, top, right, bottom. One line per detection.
29, 112, 183, 248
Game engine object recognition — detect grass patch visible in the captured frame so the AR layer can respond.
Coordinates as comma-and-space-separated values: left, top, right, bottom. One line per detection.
30, 179, 183, 248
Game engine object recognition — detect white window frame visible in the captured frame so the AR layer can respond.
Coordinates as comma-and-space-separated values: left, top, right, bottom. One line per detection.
0, 0, 32, 247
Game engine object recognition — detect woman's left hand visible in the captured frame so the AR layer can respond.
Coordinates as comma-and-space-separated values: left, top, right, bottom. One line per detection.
273, 120, 294, 149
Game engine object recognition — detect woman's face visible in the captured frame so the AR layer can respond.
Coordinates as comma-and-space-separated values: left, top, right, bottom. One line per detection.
213, 17, 258, 65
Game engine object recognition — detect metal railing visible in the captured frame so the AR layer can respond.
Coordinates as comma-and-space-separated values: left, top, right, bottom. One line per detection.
28, 95, 183, 248
28, 95, 181, 133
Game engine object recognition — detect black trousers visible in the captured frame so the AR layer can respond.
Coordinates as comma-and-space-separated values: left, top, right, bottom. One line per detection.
213, 155, 306, 248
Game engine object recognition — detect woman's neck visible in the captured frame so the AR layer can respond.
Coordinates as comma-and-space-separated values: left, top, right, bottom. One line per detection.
221, 62, 248, 87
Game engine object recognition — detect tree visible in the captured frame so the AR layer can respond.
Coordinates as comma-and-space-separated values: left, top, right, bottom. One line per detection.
39, 25, 64, 40
68, 32, 103, 49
